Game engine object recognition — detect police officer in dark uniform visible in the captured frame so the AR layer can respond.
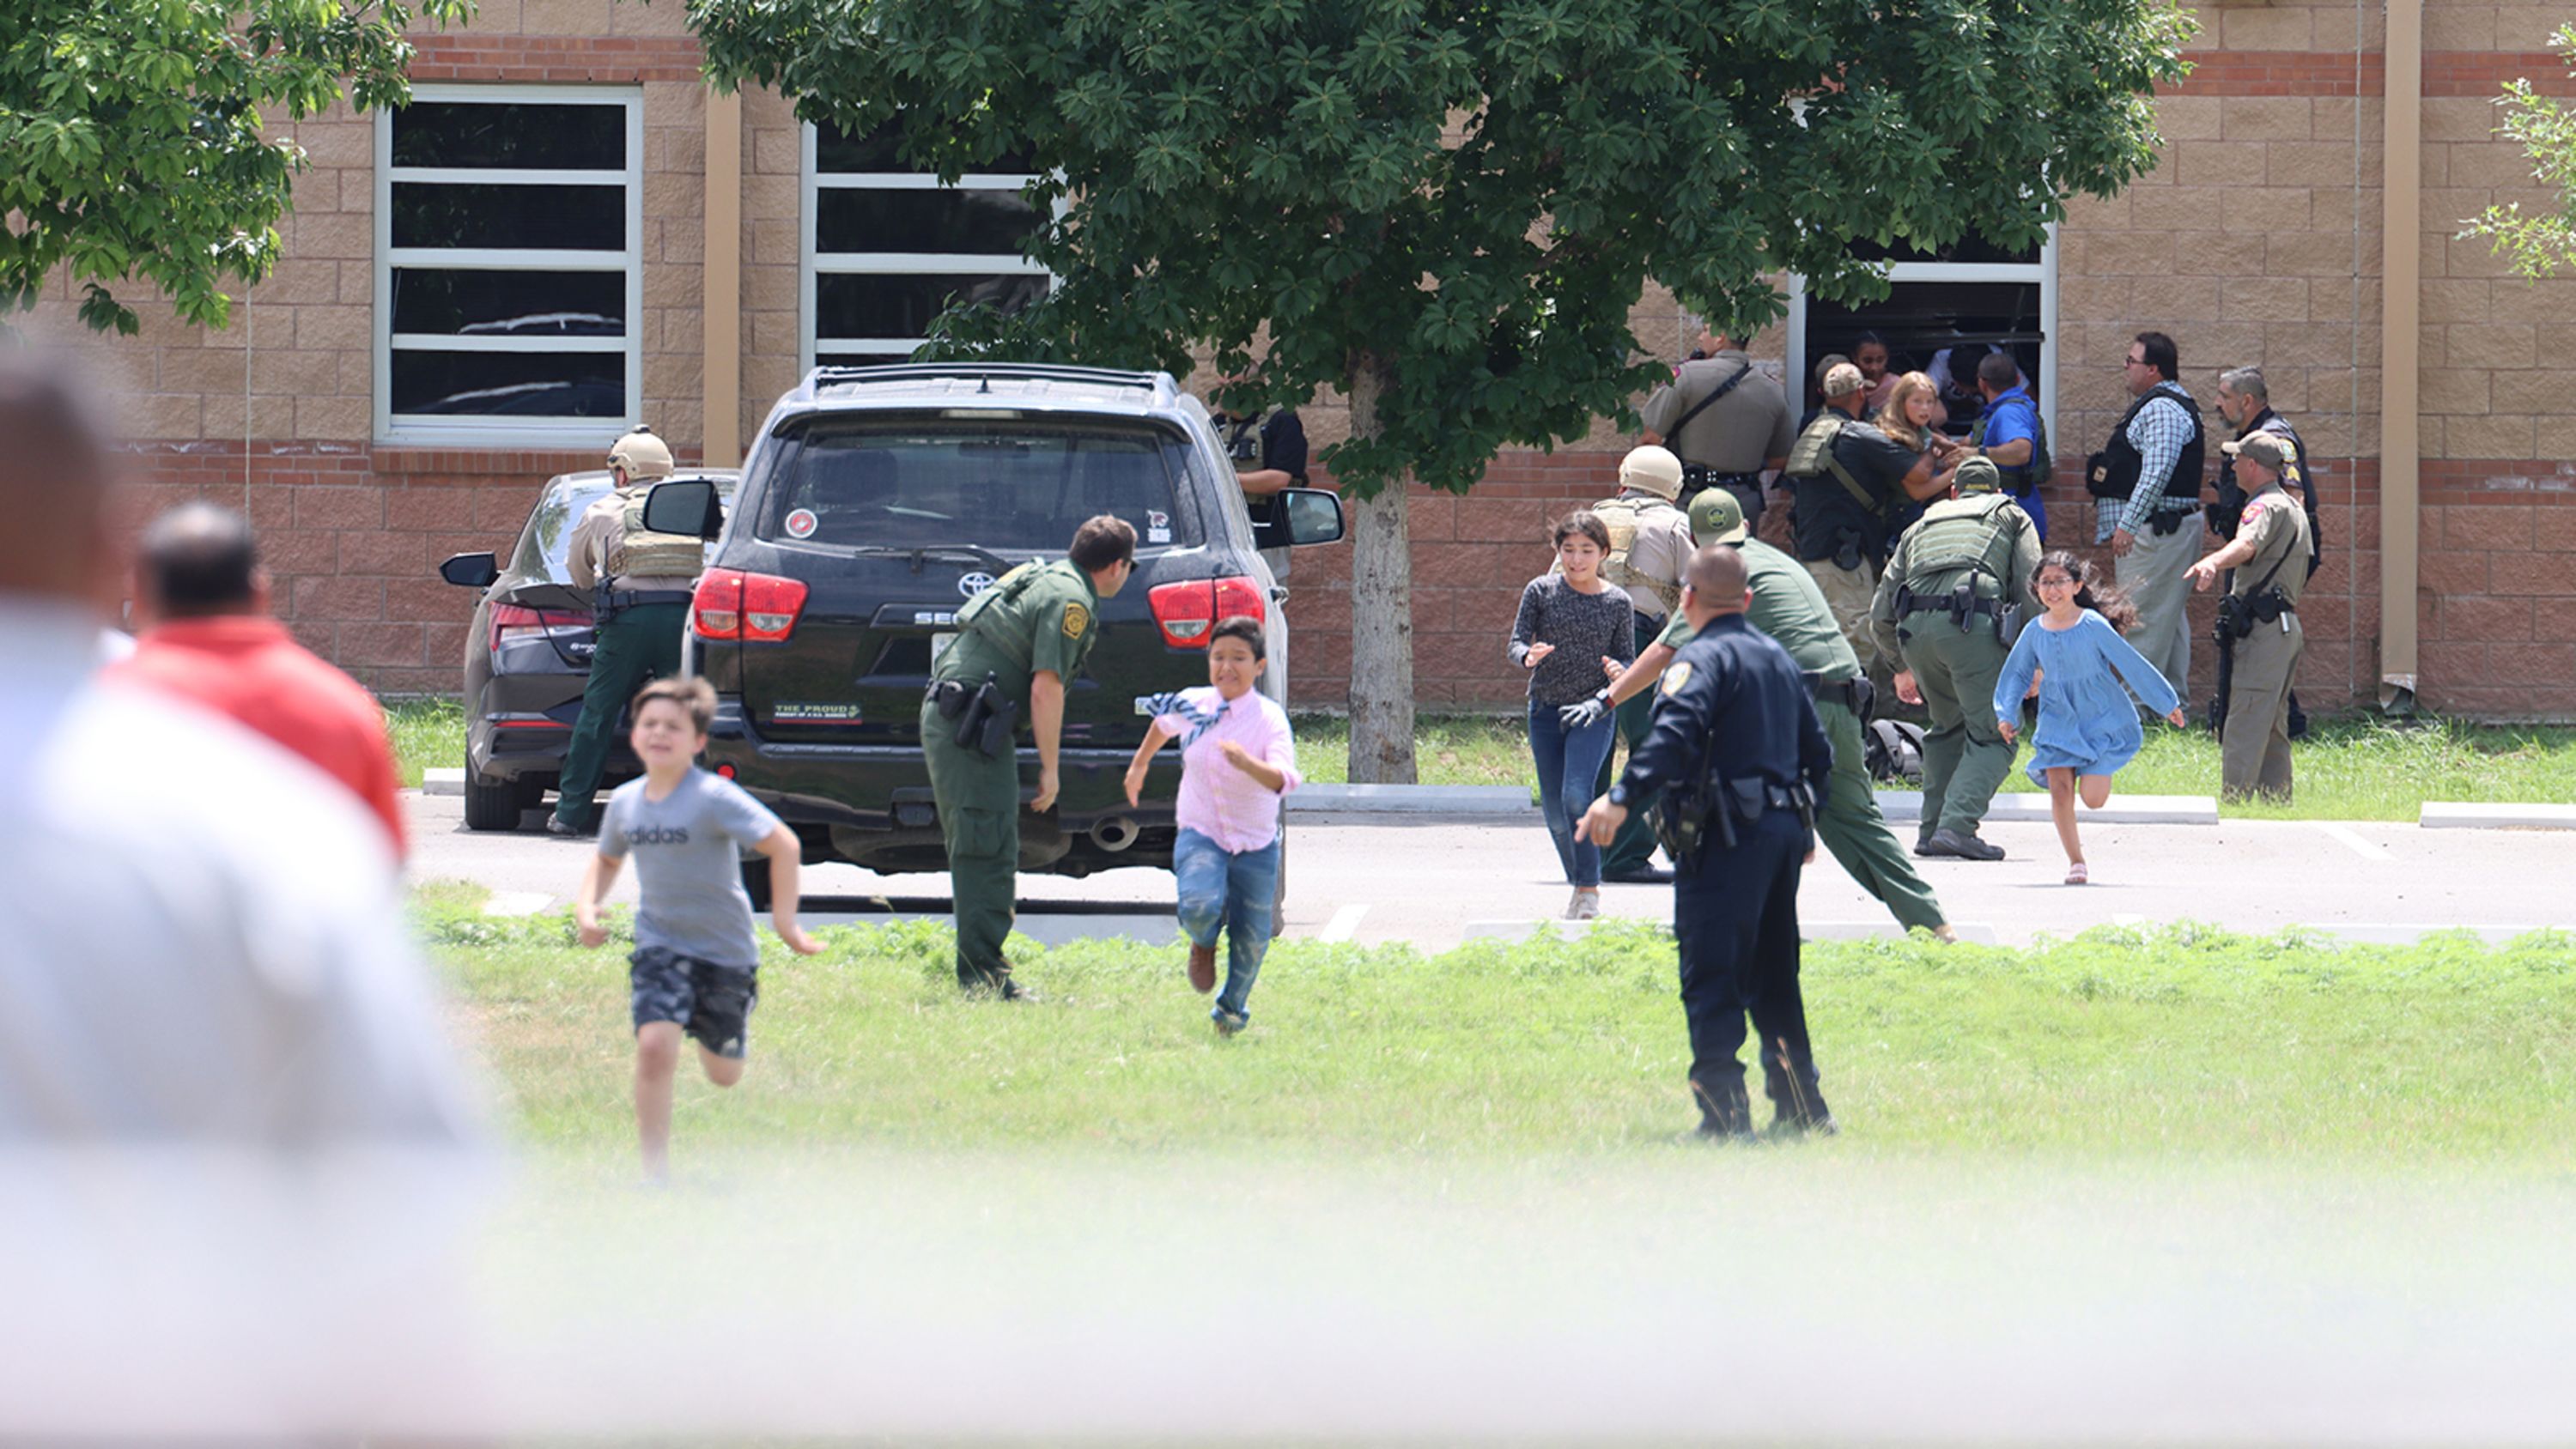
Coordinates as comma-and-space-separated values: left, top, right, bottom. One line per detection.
1579, 545, 1837, 1139
2205, 366, 2320, 737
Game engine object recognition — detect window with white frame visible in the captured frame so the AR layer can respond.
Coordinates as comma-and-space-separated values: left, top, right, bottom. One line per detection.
802, 118, 1051, 371
1784, 229, 2057, 440
375, 87, 642, 441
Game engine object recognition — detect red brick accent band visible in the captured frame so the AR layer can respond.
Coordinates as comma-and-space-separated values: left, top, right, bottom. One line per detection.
2164, 48, 2576, 100
409, 33, 707, 84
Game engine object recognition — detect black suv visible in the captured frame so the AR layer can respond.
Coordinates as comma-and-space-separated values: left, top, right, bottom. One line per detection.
644, 363, 1344, 887
439, 469, 738, 830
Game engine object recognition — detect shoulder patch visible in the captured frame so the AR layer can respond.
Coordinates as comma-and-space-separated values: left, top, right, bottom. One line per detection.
1062, 601, 1091, 639
2240, 501, 2265, 528
1660, 659, 1694, 695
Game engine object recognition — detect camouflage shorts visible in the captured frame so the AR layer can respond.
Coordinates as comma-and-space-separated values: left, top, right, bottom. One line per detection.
629, 946, 759, 1059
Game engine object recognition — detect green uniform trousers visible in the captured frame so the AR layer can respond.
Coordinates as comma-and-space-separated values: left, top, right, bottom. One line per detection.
2221, 615, 2301, 801
1814, 695, 1948, 932
552, 602, 686, 828
921, 700, 1024, 991
1597, 615, 1665, 877
1900, 623, 2017, 840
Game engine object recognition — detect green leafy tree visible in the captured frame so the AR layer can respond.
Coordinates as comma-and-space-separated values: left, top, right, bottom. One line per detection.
2, 0, 470, 336
2465, 26, 2576, 277
691, 0, 2190, 780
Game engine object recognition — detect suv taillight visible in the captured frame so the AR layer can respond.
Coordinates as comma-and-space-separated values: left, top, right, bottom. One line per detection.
693, 567, 809, 642
1147, 576, 1266, 647
490, 602, 591, 652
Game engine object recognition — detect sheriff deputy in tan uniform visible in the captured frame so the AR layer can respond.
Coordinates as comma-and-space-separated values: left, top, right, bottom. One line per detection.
551, 427, 702, 836
2186, 432, 2312, 801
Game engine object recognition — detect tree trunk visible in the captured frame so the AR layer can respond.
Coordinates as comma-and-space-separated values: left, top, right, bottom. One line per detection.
1344, 353, 1417, 784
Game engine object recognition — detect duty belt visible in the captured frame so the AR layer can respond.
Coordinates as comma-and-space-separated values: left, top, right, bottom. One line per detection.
602, 588, 694, 609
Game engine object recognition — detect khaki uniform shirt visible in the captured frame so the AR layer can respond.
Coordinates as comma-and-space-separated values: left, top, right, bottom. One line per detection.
1660, 538, 1862, 681
1641, 352, 1795, 471
2232, 482, 2313, 606
567, 488, 696, 594
933, 558, 1102, 703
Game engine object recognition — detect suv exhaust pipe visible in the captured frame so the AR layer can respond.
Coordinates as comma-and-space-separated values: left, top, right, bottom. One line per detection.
1091, 815, 1141, 852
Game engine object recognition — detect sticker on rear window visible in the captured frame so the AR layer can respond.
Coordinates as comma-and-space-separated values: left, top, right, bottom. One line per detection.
1145, 508, 1171, 544
784, 508, 818, 539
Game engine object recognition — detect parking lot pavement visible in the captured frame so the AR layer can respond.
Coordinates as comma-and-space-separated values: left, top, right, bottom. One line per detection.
406, 792, 2576, 952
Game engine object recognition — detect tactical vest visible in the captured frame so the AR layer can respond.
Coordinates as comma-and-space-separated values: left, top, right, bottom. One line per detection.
1900, 494, 2024, 601
605, 489, 708, 579
2210, 411, 2324, 573
1587, 495, 1684, 616
1786, 412, 1890, 564
1219, 409, 1277, 471
2087, 384, 2204, 506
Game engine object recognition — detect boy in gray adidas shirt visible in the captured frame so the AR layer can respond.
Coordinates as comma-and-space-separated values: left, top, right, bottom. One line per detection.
574, 677, 819, 1179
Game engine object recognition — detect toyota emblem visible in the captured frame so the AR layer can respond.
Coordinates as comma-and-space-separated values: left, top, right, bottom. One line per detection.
957, 571, 998, 598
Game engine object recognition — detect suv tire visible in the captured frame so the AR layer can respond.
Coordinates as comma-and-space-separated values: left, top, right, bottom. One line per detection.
740, 856, 773, 912
463, 760, 523, 832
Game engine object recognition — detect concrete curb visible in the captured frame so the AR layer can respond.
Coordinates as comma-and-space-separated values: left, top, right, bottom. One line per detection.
1875, 791, 2219, 826
423, 767, 464, 797
1289, 784, 1534, 815
2420, 802, 2576, 830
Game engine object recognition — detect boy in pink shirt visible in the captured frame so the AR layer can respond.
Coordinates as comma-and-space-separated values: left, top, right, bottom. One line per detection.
1123, 616, 1299, 1034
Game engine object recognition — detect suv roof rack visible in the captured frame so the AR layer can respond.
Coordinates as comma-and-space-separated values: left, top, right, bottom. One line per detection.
798, 362, 1172, 403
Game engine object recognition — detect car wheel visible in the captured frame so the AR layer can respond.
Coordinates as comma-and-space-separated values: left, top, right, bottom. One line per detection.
739, 855, 773, 912
463, 762, 522, 833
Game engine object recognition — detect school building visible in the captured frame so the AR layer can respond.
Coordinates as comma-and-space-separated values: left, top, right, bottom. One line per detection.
33, 0, 2576, 718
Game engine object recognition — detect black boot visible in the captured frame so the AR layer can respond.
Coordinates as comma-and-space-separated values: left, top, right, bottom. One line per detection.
1691, 1076, 1756, 1141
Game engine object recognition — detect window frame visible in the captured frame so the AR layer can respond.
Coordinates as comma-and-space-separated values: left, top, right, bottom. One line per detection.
1783, 227, 2060, 441
799, 122, 1054, 373
373, 83, 645, 446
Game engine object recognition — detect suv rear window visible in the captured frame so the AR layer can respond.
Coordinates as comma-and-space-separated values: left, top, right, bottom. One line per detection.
755, 418, 1194, 551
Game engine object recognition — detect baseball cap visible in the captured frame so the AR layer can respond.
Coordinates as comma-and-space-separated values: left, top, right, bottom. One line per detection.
1821, 362, 1867, 399
2221, 433, 2294, 474
1952, 455, 2003, 494
1618, 445, 1684, 500
1687, 488, 1749, 546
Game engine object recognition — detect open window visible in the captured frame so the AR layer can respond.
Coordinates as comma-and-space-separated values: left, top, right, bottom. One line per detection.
1784, 228, 2056, 441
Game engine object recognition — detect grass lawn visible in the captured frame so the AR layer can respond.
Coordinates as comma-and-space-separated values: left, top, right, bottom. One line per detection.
422, 888, 2576, 1165
392, 696, 2576, 818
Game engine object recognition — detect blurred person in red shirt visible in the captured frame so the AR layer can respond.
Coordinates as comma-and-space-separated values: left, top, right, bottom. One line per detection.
115, 501, 408, 861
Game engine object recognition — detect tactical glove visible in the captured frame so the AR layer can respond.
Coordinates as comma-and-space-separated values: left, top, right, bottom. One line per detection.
1558, 692, 1613, 731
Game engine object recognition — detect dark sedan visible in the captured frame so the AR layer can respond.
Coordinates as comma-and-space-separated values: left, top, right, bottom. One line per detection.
439, 469, 738, 830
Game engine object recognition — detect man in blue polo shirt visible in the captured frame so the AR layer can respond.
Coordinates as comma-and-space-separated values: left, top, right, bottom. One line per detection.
1967, 352, 2048, 542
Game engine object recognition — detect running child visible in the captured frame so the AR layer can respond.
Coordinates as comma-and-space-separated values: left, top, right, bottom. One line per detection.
1992, 552, 2187, 885
1123, 615, 1299, 1036
573, 677, 820, 1179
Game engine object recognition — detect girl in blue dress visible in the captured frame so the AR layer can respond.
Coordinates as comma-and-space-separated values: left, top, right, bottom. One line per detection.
1994, 552, 2187, 884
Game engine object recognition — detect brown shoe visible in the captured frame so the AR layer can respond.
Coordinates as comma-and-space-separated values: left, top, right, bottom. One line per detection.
1188, 943, 1218, 994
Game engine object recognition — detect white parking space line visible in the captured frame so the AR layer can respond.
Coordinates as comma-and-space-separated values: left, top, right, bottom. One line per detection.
2315, 822, 2393, 861
1319, 904, 1369, 943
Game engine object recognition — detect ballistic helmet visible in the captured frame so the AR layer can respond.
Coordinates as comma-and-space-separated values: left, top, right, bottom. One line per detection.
606, 426, 675, 482
1618, 445, 1684, 501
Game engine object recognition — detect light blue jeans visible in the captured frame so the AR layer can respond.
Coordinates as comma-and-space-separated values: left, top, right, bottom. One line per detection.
1174, 828, 1280, 1022
1528, 700, 1617, 888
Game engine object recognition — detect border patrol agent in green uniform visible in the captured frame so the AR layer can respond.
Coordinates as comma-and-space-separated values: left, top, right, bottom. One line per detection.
1867, 457, 2042, 862
921, 516, 1137, 996
552, 427, 699, 836
1570, 490, 1955, 942
2187, 433, 2312, 802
